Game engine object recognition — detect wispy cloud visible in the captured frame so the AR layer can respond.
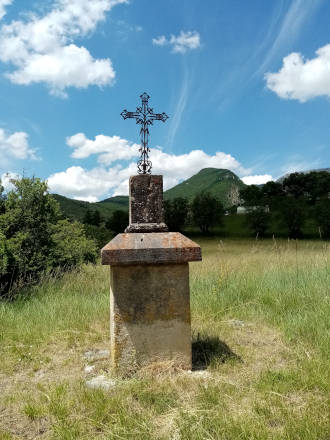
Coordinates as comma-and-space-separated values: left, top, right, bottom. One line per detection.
281, 157, 322, 175
257, 0, 324, 75
166, 67, 190, 150
152, 31, 201, 54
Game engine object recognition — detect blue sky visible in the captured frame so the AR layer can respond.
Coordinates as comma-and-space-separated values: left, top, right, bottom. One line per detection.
0, 0, 329, 201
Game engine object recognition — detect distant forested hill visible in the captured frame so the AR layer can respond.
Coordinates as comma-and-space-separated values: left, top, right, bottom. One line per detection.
164, 168, 245, 207
52, 168, 246, 221
52, 194, 128, 222
276, 168, 330, 183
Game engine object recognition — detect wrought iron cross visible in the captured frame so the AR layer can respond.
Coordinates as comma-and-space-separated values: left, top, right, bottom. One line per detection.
121, 92, 169, 174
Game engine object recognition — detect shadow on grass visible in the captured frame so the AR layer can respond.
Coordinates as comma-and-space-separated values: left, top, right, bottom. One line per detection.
192, 333, 241, 370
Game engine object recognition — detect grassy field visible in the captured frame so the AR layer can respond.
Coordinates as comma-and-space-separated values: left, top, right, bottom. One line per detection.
0, 238, 329, 439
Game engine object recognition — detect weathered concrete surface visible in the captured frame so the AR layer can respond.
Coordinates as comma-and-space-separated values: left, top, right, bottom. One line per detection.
101, 232, 202, 265
110, 263, 192, 372
126, 222, 168, 233
125, 174, 168, 232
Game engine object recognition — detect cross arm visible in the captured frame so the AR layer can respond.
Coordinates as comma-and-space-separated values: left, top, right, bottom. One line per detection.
148, 112, 169, 122
121, 109, 140, 120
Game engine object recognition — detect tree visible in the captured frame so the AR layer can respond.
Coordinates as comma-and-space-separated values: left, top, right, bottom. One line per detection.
0, 177, 61, 280
239, 185, 261, 207
282, 173, 307, 199
0, 179, 5, 215
83, 209, 93, 225
0, 176, 97, 297
278, 198, 305, 239
245, 207, 270, 237
261, 181, 284, 210
106, 210, 129, 234
191, 192, 224, 233
304, 171, 330, 204
50, 220, 97, 267
164, 197, 189, 232
314, 200, 330, 238
91, 209, 102, 226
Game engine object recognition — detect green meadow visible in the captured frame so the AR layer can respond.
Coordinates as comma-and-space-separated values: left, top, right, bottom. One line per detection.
0, 238, 329, 439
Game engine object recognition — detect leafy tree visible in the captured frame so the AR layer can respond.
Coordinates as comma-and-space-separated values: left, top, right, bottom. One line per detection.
106, 210, 129, 234
245, 207, 270, 237
239, 185, 261, 207
0, 176, 97, 297
314, 200, 330, 238
283, 172, 307, 199
278, 198, 306, 239
0, 177, 61, 280
91, 209, 102, 226
83, 209, 93, 225
191, 192, 224, 233
84, 224, 113, 249
304, 171, 330, 204
164, 197, 189, 232
261, 181, 284, 210
0, 179, 5, 215
50, 220, 97, 267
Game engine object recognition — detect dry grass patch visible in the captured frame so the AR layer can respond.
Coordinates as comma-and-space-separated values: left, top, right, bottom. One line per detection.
0, 239, 329, 439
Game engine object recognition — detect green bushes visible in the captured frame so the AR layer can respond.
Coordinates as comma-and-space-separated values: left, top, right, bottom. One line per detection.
164, 197, 189, 232
0, 177, 97, 297
191, 192, 224, 234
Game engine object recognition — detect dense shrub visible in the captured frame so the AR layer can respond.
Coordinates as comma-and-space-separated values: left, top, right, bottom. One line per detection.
164, 197, 189, 232
50, 220, 97, 267
106, 210, 129, 234
191, 192, 224, 233
314, 200, 330, 238
245, 207, 270, 237
0, 177, 97, 297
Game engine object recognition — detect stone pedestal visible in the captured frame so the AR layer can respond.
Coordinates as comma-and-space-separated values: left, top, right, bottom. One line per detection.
101, 175, 201, 374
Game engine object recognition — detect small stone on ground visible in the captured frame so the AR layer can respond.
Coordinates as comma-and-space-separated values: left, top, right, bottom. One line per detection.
84, 365, 95, 374
85, 375, 116, 391
84, 349, 110, 361
228, 319, 245, 327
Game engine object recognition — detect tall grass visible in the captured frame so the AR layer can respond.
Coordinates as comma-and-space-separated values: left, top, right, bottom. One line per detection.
0, 239, 329, 439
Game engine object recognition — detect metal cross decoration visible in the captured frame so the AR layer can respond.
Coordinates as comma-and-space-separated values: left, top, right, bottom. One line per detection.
121, 93, 169, 174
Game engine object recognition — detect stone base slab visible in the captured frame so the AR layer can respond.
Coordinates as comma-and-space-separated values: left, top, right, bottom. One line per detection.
101, 232, 202, 266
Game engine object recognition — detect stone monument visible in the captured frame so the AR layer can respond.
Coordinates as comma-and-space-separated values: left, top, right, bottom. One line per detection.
101, 93, 202, 374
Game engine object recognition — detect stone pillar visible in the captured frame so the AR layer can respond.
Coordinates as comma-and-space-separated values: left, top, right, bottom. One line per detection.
101, 175, 201, 374
125, 175, 168, 233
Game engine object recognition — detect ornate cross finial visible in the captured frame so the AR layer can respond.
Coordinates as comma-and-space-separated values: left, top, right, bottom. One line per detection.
121, 93, 169, 174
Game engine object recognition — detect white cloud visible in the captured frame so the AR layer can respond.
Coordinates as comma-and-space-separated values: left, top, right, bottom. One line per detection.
0, 0, 126, 96
241, 175, 273, 185
47, 163, 136, 201
0, 0, 12, 20
152, 31, 201, 54
0, 128, 36, 161
152, 35, 167, 46
67, 133, 139, 164
265, 44, 330, 102
48, 133, 251, 201
7, 45, 115, 98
